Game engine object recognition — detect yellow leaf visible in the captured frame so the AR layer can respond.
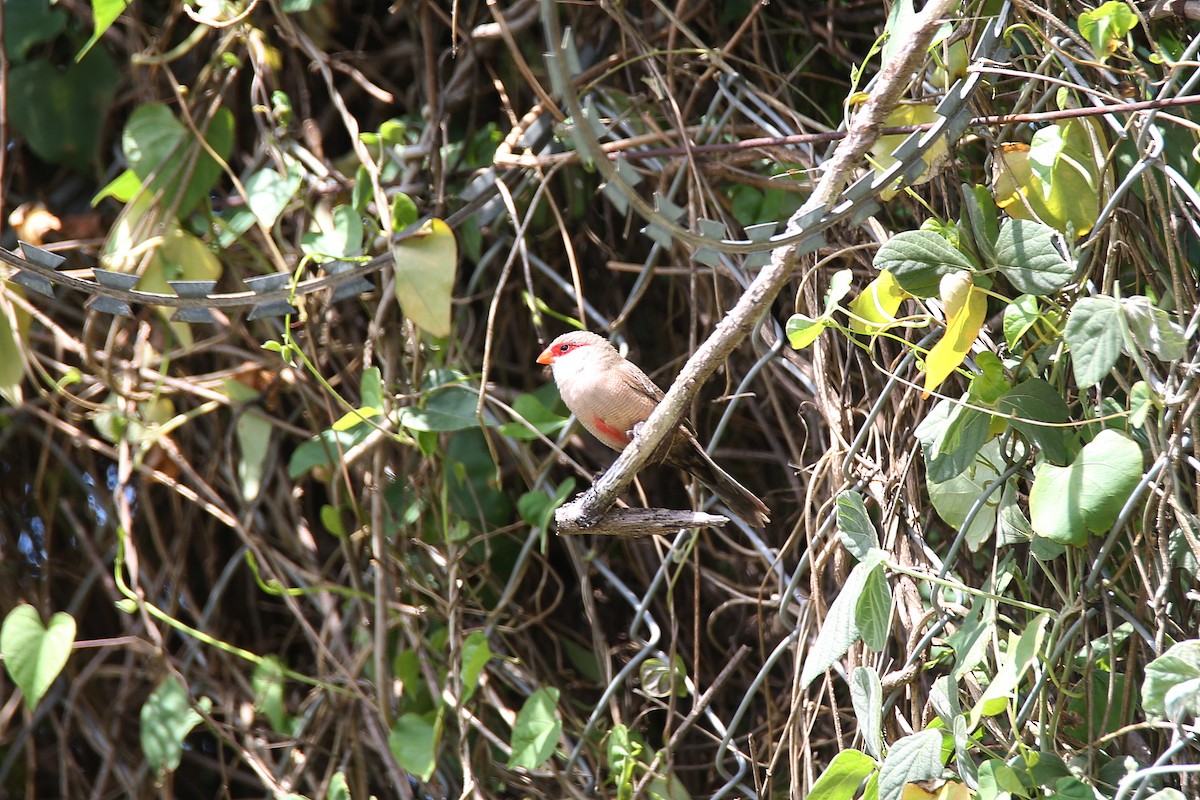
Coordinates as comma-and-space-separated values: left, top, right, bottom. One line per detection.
868, 102, 951, 200
786, 314, 828, 349
392, 218, 457, 337
922, 282, 987, 398
991, 142, 1036, 220
991, 119, 1103, 237
849, 270, 911, 333
939, 270, 972, 318
101, 195, 223, 348
0, 283, 31, 405
139, 225, 224, 348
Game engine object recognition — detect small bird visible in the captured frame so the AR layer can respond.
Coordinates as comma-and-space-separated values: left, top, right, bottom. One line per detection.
536, 331, 770, 526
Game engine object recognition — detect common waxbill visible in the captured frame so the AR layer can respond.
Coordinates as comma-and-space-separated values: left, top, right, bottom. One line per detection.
536, 331, 770, 526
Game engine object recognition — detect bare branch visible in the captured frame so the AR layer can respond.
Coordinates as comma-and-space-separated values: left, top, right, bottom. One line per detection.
554, 505, 729, 536
558, 0, 960, 531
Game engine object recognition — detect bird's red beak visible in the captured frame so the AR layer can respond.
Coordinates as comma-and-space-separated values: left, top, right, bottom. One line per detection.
536, 345, 554, 366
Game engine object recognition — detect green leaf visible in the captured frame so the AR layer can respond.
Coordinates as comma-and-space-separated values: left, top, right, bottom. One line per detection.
1053, 776, 1107, 800
1063, 295, 1123, 387
873, 230, 976, 298
141, 675, 209, 772
977, 759, 1028, 797
4, 1, 67, 62
360, 366, 384, 411
0, 290, 30, 405
563, 639, 602, 684
968, 352, 1011, 405
994, 121, 1103, 237
288, 425, 373, 478
389, 711, 442, 781
928, 439, 1003, 551
444, 429, 511, 528
995, 379, 1071, 465
302, 205, 364, 259
826, 269, 855, 311
1078, 0, 1138, 60
9, 48, 119, 171
1029, 429, 1143, 545
392, 218, 458, 338
880, 0, 917, 69
952, 714, 976, 786
969, 613, 1048, 725
836, 490, 878, 559
916, 400, 989, 483
398, 387, 484, 433
0, 604, 76, 711
1029, 120, 1104, 237
962, 183, 999, 265
393, 650, 433, 711
1123, 295, 1186, 361
235, 409, 272, 501
639, 654, 688, 699
849, 668, 883, 760
1142, 640, 1200, 721
327, 772, 351, 800
213, 206, 257, 249
1002, 294, 1041, 350
507, 687, 561, 770
379, 118, 408, 145
932, 404, 990, 483
947, 594, 995, 682
517, 479, 574, 530
800, 549, 887, 689
245, 165, 303, 228
997, 479, 1034, 546
606, 724, 642, 789
878, 729, 945, 800
785, 313, 829, 350
460, 631, 493, 702
391, 192, 419, 230
123, 104, 235, 217
807, 749, 878, 800
93, 169, 143, 205
498, 385, 569, 440
993, 219, 1073, 296
252, 657, 292, 735
929, 679, 963, 726
1129, 380, 1154, 428
856, 565, 891, 652
78, 0, 131, 60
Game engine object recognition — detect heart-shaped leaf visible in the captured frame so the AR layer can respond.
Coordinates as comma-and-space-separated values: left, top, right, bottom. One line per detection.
123, 103, 234, 218
1, 604, 76, 711
392, 219, 458, 337
1029, 429, 1143, 545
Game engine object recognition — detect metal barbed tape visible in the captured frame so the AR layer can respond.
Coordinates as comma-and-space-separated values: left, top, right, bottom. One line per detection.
0, 167, 528, 318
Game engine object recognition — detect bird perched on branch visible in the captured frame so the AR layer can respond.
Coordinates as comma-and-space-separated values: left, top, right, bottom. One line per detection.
536, 331, 770, 527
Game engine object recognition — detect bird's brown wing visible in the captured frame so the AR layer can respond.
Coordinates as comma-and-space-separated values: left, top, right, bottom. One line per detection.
616, 362, 665, 403
615, 362, 700, 439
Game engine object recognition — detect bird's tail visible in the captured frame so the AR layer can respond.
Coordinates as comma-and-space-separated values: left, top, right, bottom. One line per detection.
684, 448, 771, 527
